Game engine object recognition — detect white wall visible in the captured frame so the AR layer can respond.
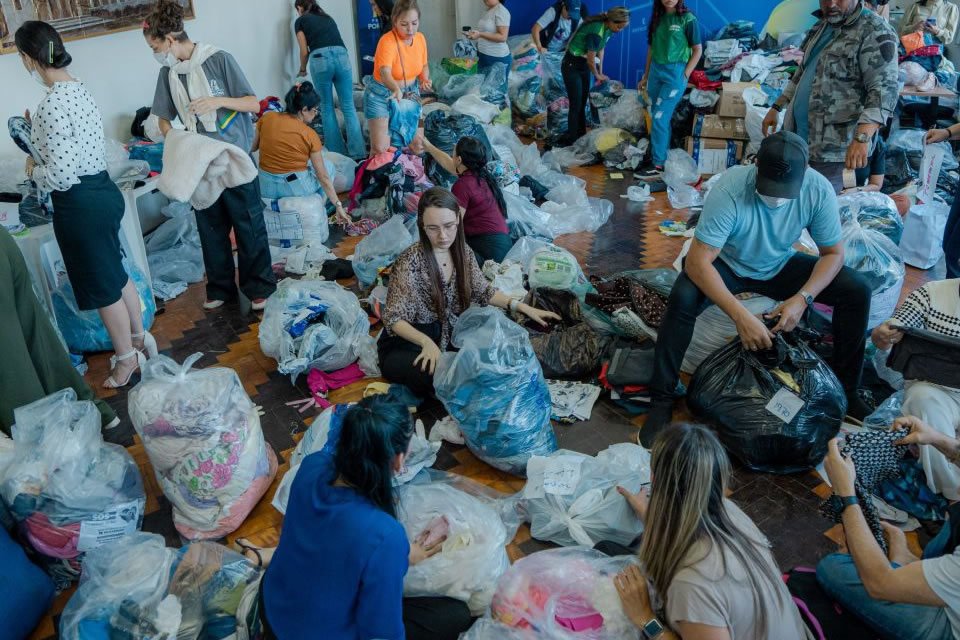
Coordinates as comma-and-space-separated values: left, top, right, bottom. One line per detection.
0, 0, 358, 164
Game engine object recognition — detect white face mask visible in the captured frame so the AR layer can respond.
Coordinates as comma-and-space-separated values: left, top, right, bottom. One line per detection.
757, 192, 792, 209
154, 50, 178, 67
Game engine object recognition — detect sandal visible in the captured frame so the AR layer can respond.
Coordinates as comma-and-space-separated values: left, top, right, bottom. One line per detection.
233, 537, 264, 568
103, 349, 146, 389
131, 330, 158, 359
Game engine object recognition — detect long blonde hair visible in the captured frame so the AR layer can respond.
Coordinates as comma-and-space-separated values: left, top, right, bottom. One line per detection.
638, 424, 780, 629
584, 6, 630, 24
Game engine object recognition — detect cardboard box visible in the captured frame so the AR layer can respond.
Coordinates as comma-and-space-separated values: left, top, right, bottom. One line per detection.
692, 114, 749, 141
717, 82, 754, 118
685, 137, 744, 176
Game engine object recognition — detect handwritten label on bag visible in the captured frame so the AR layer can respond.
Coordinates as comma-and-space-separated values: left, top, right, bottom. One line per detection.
765, 387, 805, 423
77, 499, 144, 552
918, 145, 944, 204
524, 455, 584, 498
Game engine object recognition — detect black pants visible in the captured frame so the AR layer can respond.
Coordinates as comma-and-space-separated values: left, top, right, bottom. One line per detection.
946, 194, 960, 279
403, 596, 473, 640
195, 178, 276, 303
466, 232, 513, 266
378, 322, 443, 399
651, 254, 872, 399
561, 54, 591, 142
809, 160, 844, 195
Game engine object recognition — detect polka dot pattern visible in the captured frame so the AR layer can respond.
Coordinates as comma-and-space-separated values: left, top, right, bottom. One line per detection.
30, 81, 108, 193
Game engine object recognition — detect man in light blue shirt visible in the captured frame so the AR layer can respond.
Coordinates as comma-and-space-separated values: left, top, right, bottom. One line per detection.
640, 132, 873, 447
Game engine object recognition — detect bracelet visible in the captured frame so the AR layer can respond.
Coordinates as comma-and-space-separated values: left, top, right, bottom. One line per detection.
508, 299, 519, 313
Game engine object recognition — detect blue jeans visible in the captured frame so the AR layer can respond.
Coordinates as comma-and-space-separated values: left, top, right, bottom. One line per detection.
647, 61, 687, 167
477, 51, 511, 106
258, 164, 333, 200
945, 191, 960, 279
816, 541, 953, 640
308, 46, 365, 160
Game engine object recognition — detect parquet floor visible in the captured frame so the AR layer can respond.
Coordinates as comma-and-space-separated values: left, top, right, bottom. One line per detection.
28, 165, 936, 639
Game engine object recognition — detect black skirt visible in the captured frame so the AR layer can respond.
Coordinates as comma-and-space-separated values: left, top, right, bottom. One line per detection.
50, 171, 127, 311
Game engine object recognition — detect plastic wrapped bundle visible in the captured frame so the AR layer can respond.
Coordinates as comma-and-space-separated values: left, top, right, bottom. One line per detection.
598, 90, 645, 134
476, 547, 638, 639
53, 256, 156, 353
352, 215, 415, 286
259, 279, 378, 379
1, 389, 145, 588
129, 354, 277, 540
588, 81, 624, 108
322, 151, 359, 193
434, 307, 557, 475
572, 128, 635, 158
662, 148, 700, 189
398, 476, 519, 614
263, 195, 330, 245
836, 191, 904, 244
687, 331, 846, 473
59, 533, 262, 640
682, 297, 778, 374
504, 237, 594, 301
840, 218, 905, 329
511, 74, 545, 119
522, 444, 650, 547
888, 128, 959, 171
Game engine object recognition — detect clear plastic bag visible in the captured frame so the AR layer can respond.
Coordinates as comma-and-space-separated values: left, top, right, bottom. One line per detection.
483, 259, 526, 300
572, 128, 635, 157
522, 444, 650, 547
599, 90, 646, 134
128, 353, 277, 540
667, 184, 703, 209
352, 215, 415, 286
398, 479, 516, 614
434, 307, 557, 475
322, 151, 359, 193
541, 147, 595, 170
682, 297, 778, 374
477, 547, 639, 639
504, 237, 593, 301
540, 198, 614, 235
505, 191, 557, 239
840, 218, 905, 329
888, 128, 958, 170
663, 148, 700, 189
864, 390, 904, 430
440, 73, 486, 102
260, 279, 376, 379
1, 389, 145, 588
146, 205, 205, 296
452, 94, 502, 123
902, 199, 950, 269
836, 191, 904, 244
265, 195, 329, 245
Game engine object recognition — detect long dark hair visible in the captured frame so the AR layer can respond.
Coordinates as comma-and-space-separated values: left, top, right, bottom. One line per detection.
648, 0, 690, 44
295, 0, 329, 16
143, 0, 190, 42
373, 0, 395, 33
15, 21, 72, 69
455, 137, 506, 220
284, 81, 321, 114
417, 187, 472, 320
334, 393, 414, 518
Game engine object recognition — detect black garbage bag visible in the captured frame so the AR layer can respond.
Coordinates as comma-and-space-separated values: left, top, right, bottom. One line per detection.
669, 97, 694, 150
687, 330, 847, 474
424, 111, 494, 184
883, 147, 917, 190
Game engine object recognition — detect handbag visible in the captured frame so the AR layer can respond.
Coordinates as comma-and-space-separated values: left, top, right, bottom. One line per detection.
889, 326, 960, 387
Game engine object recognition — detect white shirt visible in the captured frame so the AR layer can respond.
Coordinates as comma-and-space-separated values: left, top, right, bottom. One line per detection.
477, 3, 511, 57
537, 7, 574, 51
29, 80, 107, 193
922, 549, 960, 637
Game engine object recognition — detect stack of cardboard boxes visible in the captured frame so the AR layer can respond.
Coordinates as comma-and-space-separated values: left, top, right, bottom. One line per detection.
684, 82, 752, 176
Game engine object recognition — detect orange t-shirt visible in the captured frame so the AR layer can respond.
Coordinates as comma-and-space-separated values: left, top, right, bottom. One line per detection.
255, 111, 323, 175
373, 31, 428, 85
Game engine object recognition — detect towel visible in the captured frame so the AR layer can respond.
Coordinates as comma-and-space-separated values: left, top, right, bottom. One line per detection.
157, 129, 256, 210
168, 43, 221, 134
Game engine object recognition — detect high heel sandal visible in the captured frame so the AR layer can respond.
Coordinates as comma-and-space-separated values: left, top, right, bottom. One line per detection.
131, 330, 158, 359
103, 349, 146, 389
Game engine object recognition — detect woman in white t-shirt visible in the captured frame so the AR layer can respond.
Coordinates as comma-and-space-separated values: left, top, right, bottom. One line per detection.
613, 423, 810, 640
532, 0, 586, 54
466, 0, 511, 106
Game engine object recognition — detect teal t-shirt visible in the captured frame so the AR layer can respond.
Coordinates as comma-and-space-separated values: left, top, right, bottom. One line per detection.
651, 13, 701, 64
694, 165, 842, 280
567, 21, 612, 57
791, 25, 835, 140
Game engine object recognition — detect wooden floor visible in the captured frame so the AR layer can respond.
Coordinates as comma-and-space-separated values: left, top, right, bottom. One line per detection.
29, 164, 937, 639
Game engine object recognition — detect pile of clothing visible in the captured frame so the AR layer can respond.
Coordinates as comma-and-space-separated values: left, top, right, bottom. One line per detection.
837, 190, 904, 244
526, 287, 609, 380
145, 201, 205, 301
0, 389, 145, 589
598, 338, 655, 414
128, 354, 277, 540
352, 214, 416, 287
59, 532, 262, 640
259, 279, 378, 381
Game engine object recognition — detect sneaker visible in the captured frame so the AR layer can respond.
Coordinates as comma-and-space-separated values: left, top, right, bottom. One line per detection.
251, 298, 268, 311
638, 400, 675, 449
635, 166, 663, 180
203, 299, 225, 310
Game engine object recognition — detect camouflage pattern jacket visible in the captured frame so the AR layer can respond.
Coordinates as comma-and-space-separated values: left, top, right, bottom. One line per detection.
775, 4, 898, 163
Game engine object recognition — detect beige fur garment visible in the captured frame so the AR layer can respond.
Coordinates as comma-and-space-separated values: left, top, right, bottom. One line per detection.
157, 129, 257, 210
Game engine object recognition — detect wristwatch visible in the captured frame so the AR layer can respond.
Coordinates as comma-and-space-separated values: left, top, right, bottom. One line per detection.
798, 289, 814, 306
855, 132, 870, 143
642, 617, 666, 639
829, 494, 859, 512
771, 103, 783, 113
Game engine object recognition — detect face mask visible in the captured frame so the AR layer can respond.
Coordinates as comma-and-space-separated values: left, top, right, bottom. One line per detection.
757, 192, 792, 209
154, 50, 178, 67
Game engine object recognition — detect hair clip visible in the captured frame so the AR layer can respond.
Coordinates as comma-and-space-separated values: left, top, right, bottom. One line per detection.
48, 41, 53, 64
141, 20, 150, 29
295, 82, 302, 89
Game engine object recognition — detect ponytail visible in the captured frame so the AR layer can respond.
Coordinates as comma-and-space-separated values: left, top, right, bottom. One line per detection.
334, 392, 414, 518
284, 81, 321, 114
455, 137, 507, 219
584, 6, 630, 24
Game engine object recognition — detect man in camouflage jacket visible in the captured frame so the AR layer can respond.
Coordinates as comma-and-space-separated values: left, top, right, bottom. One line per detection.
763, 0, 898, 193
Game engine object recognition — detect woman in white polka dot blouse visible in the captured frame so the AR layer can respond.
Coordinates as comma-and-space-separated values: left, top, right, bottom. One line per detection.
17, 21, 157, 389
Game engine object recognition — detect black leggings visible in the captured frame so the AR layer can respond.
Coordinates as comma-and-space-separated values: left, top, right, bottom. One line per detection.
562, 54, 591, 141
378, 322, 444, 399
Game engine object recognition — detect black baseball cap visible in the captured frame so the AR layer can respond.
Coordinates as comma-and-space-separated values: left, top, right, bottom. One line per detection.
756, 131, 809, 199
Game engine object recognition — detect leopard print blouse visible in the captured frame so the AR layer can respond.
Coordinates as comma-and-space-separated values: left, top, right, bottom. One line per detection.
382, 243, 496, 350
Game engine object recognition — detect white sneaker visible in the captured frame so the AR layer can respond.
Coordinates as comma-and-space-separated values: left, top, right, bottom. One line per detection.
203, 299, 225, 310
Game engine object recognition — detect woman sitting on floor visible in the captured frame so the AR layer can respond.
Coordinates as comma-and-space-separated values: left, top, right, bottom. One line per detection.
422, 136, 513, 265
378, 187, 559, 398
254, 393, 473, 640
252, 82, 348, 222
611, 423, 810, 640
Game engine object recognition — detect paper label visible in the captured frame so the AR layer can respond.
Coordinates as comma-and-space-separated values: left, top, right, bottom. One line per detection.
765, 387, 805, 424
524, 455, 584, 498
77, 499, 144, 552
919, 145, 945, 204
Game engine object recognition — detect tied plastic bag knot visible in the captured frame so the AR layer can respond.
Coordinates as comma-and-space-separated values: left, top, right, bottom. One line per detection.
143, 351, 204, 383
623, 184, 653, 202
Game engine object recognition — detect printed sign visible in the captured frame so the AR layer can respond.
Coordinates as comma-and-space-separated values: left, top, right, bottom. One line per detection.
918, 145, 945, 204
765, 387, 805, 424
77, 499, 144, 552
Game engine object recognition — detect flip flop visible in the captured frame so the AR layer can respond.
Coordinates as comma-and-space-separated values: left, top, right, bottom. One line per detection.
233, 537, 263, 568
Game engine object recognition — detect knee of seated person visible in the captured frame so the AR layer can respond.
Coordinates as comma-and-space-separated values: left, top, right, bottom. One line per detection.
816, 553, 858, 590
669, 273, 705, 308
903, 383, 956, 427
835, 268, 873, 308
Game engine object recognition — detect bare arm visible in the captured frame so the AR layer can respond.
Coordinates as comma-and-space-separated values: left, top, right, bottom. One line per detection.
296, 31, 310, 75
158, 117, 173, 136
379, 66, 404, 97
685, 239, 756, 322
673, 623, 731, 640
801, 241, 844, 298
390, 319, 437, 350
309, 151, 341, 208
422, 138, 457, 176
642, 46, 652, 83
531, 23, 545, 53
684, 44, 703, 80
477, 25, 509, 43
586, 50, 605, 80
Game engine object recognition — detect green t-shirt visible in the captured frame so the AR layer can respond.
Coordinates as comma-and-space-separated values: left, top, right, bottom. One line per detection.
650, 12, 700, 65
567, 21, 613, 57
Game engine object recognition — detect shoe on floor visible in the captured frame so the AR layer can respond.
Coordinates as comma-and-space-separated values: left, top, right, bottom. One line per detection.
203, 299, 225, 310
638, 401, 675, 449
845, 393, 874, 423
635, 166, 663, 180
251, 298, 268, 311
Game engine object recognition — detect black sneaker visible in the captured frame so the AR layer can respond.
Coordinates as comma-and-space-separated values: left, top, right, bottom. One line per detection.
635, 166, 664, 180
638, 401, 674, 449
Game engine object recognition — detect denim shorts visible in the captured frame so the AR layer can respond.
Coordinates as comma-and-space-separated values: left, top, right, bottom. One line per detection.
363, 77, 419, 120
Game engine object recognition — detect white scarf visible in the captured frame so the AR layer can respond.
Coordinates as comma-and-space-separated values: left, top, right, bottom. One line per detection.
168, 43, 222, 133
